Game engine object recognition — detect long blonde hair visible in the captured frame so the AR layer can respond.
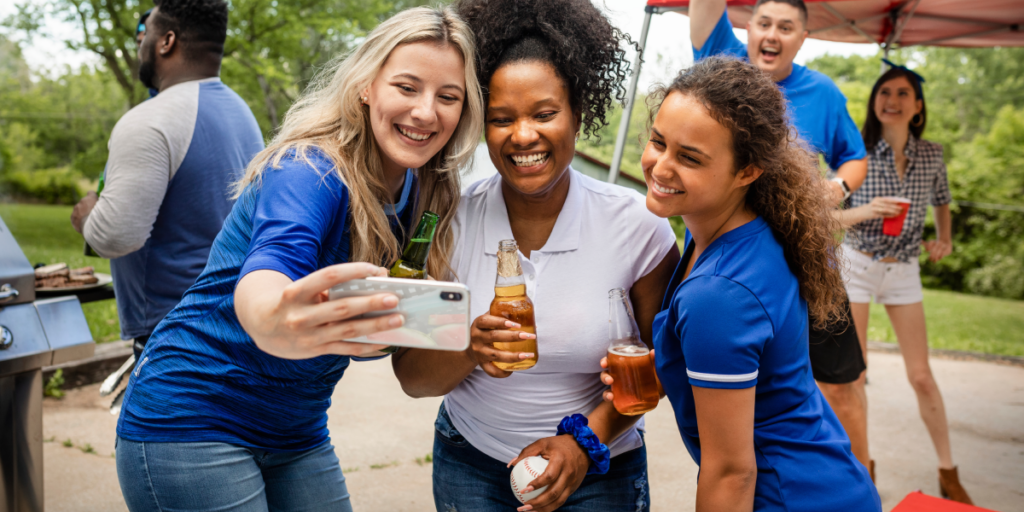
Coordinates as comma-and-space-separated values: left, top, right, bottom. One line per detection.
235, 6, 483, 279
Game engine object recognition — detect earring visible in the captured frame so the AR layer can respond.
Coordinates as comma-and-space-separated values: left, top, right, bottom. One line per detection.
911, 113, 924, 127
574, 131, 580, 144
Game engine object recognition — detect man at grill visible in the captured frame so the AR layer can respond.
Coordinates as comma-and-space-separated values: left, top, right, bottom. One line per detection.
70, 0, 264, 360
689, 0, 874, 478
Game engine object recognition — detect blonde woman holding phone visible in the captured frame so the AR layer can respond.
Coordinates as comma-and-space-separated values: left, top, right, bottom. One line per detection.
115, 7, 483, 511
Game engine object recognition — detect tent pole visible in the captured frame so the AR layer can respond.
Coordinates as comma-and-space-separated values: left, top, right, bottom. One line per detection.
607, 7, 653, 184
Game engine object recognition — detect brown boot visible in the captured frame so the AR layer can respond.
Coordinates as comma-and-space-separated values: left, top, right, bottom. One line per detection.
938, 466, 973, 505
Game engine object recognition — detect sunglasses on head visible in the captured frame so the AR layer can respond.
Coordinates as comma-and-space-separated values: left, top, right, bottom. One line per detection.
136, 9, 153, 38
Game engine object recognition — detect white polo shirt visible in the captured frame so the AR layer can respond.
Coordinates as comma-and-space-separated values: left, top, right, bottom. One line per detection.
444, 169, 677, 463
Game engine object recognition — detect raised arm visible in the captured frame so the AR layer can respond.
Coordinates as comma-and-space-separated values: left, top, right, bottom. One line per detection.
693, 386, 757, 512
235, 264, 404, 359
690, 0, 728, 50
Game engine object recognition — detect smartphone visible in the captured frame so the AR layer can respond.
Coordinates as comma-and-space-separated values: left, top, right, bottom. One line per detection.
328, 277, 470, 351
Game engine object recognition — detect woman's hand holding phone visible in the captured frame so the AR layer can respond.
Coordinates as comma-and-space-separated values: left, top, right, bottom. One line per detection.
235, 263, 404, 359
468, 314, 536, 378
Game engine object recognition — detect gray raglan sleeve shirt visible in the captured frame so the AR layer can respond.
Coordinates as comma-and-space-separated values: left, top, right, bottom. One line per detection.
83, 81, 201, 258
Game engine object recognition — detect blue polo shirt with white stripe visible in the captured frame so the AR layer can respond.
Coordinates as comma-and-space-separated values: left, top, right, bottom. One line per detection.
653, 216, 879, 512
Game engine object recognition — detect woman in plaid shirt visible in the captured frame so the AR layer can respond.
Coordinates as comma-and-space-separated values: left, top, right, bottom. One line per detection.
837, 64, 972, 504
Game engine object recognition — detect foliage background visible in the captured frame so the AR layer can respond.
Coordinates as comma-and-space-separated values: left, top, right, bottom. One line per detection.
1, 3, 1022, 301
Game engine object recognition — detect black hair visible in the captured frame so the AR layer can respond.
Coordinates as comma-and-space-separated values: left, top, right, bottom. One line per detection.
151, 0, 228, 59
862, 67, 927, 151
753, 0, 808, 25
454, 0, 634, 140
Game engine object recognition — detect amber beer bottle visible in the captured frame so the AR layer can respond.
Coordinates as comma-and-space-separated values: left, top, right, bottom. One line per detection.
607, 288, 659, 415
489, 239, 537, 371
389, 211, 439, 279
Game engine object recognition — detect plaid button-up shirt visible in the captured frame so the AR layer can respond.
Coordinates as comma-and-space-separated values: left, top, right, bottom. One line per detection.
844, 135, 952, 263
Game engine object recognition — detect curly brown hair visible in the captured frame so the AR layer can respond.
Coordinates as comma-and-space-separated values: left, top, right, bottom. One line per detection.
650, 57, 846, 327
453, 0, 633, 140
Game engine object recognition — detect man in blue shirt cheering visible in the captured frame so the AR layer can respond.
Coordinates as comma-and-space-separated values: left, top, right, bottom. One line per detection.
689, 0, 873, 477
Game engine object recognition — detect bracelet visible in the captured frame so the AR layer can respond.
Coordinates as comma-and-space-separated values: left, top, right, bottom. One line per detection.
557, 414, 610, 475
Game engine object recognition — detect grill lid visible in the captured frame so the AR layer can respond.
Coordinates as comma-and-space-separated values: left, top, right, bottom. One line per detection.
0, 215, 35, 306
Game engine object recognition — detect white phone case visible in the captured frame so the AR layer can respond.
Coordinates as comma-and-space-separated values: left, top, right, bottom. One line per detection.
328, 277, 470, 351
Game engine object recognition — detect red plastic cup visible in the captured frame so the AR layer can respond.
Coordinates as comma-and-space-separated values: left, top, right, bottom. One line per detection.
882, 197, 911, 236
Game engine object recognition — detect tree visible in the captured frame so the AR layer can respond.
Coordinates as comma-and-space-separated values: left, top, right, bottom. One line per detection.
5, 0, 432, 132
221, 0, 431, 134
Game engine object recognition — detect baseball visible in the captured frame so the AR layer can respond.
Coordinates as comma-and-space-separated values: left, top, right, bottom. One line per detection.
510, 455, 549, 504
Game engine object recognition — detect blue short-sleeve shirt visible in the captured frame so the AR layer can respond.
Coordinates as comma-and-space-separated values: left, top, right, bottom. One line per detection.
653, 217, 880, 512
117, 148, 415, 451
693, 9, 867, 170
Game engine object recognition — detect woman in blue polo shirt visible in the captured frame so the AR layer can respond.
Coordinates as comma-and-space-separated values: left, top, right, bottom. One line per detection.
114, 7, 484, 512
616, 56, 880, 511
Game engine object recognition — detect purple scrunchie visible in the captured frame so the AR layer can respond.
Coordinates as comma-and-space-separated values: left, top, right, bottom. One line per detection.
557, 414, 611, 475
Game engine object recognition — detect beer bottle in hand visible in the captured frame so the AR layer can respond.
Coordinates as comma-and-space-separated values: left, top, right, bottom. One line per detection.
607, 288, 659, 415
390, 211, 439, 279
489, 239, 537, 371
377, 211, 439, 354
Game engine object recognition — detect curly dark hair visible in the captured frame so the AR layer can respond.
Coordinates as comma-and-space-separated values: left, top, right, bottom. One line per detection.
650, 57, 846, 327
454, 0, 633, 140
151, 0, 229, 59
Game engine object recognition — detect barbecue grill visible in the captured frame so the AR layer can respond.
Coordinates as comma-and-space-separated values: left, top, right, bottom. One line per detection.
0, 215, 94, 512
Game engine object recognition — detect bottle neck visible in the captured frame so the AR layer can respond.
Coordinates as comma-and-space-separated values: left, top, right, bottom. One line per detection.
608, 294, 641, 344
495, 249, 524, 287
400, 213, 438, 268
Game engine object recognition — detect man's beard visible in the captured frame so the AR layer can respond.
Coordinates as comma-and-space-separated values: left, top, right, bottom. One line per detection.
138, 42, 157, 90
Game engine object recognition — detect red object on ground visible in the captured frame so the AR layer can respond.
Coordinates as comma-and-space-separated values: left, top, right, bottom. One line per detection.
892, 491, 998, 512
644, 0, 1024, 48
882, 197, 912, 236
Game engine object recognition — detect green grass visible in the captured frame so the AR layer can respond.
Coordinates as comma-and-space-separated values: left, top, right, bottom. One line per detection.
867, 288, 1024, 357
0, 203, 121, 343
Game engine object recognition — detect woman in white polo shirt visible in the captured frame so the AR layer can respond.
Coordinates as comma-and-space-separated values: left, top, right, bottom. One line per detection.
392, 0, 678, 510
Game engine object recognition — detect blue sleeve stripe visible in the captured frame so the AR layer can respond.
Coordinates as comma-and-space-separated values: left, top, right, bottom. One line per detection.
686, 368, 758, 383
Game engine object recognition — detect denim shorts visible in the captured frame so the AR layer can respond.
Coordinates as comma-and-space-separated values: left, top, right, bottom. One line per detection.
115, 436, 353, 512
432, 404, 650, 512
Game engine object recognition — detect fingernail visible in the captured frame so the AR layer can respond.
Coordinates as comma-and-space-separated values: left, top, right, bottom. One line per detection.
520, 332, 536, 339
389, 315, 404, 328
506, 321, 521, 328
520, 353, 535, 359
383, 295, 398, 307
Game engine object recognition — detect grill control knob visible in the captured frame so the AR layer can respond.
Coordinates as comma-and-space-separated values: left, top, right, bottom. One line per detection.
0, 325, 11, 350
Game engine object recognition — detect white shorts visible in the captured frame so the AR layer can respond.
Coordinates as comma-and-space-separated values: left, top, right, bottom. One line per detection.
841, 245, 924, 305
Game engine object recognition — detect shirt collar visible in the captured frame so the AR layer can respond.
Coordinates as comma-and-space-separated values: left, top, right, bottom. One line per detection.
383, 168, 414, 216
873, 134, 918, 158
483, 167, 584, 255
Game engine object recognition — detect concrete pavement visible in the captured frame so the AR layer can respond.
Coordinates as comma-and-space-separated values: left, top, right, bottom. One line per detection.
41, 350, 1024, 511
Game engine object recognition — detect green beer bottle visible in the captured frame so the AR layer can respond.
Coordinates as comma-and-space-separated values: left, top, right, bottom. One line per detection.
378, 211, 439, 354
389, 211, 439, 279
83, 172, 106, 257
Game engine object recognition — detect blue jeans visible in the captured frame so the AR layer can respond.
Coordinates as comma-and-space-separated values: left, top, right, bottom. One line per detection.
116, 436, 353, 512
432, 404, 650, 512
